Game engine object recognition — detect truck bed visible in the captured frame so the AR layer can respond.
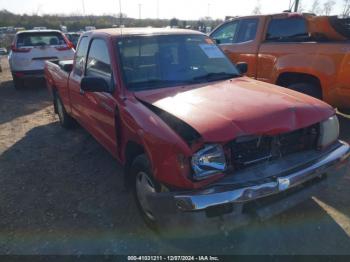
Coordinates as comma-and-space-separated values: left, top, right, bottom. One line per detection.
44, 59, 73, 114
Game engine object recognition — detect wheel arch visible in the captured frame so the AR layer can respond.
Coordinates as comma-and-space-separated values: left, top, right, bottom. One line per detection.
52, 86, 59, 114
276, 72, 323, 98
123, 140, 147, 187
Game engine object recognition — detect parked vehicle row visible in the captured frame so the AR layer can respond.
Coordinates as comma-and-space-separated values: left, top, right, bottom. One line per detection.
8, 30, 75, 89
45, 27, 350, 231
0, 47, 7, 71
210, 12, 350, 113
0, 47, 7, 55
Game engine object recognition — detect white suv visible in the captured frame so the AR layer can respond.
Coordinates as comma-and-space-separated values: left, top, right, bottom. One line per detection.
9, 30, 75, 89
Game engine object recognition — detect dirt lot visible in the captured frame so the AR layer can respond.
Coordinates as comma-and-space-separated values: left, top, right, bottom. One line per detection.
0, 56, 350, 255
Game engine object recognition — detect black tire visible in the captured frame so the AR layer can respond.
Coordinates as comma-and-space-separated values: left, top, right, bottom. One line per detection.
338, 108, 350, 115
287, 82, 322, 100
54, 93, 75, 129
130, 154, 160, 231
13, 75, 24, 90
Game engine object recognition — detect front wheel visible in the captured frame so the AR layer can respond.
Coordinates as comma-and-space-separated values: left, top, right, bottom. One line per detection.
287, 82, 322, 100
131, 154, 160, 230
54, 93, 75, 128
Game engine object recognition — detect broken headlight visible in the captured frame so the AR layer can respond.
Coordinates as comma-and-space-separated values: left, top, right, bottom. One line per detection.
318, 115, 339, 148
191, 144, 227, 181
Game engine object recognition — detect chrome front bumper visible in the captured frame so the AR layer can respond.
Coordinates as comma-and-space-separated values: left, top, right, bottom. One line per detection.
174, 141, 350, 212
150, 141, 350, 230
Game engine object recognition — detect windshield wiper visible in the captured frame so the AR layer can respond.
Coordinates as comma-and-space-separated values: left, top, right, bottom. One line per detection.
129, 79, 190, 91
191, 72, 239, 83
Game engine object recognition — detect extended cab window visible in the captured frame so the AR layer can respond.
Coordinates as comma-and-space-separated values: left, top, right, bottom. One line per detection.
236, 19, 259, 43
86, 39, 112, 80
211, 21, 239, 44
74, 36, 89, 76
266, 17, 309, 42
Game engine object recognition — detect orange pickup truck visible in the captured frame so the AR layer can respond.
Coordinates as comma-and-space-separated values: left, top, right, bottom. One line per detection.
210, 13, 350, 113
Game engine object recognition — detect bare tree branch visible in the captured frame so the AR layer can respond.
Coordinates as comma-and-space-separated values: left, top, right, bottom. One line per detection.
310, 0, 321, 14
252, 0, 261, 15
323, 0, 336, 15
343, 0, 350, 17
297, 0, 306, 12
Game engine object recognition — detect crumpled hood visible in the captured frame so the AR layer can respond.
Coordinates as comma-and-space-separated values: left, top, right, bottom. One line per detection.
135, 77, 335, 142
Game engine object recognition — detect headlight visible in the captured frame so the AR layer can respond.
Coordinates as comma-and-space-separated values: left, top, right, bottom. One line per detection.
318, 115, 339, 148
191, 144, 227, 180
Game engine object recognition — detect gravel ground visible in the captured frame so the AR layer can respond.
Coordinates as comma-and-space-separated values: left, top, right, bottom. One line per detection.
0, 56, 350, 255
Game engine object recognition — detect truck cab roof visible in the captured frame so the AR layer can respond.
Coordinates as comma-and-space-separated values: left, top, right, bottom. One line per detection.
16, 29, 62, 35
82, 27, 205, 38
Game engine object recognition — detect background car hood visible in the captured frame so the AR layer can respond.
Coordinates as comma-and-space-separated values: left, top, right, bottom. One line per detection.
135, 77, 335, 142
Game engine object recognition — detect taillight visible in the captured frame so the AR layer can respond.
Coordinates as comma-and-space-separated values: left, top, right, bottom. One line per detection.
55, 45, 70, 51
56, 37, 74, 51
55, 42, 73, 51
11, 44, 31, 53
14, 72, 25, 78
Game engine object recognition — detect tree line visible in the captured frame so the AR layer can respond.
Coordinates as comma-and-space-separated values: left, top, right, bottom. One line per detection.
251, 0, 350, 16
0, 9, 223, 32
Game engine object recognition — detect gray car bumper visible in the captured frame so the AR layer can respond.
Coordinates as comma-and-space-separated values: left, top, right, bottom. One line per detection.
149, 141, 350, 231
12, 70, 45, 79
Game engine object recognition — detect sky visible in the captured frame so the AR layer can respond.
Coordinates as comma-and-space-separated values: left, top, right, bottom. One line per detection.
0, 0, 346, 20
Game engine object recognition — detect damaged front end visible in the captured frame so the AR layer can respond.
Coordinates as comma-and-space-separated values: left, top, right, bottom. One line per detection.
140, 100, 202, 146
149, 140, 350, 232
137, 103, 350, 230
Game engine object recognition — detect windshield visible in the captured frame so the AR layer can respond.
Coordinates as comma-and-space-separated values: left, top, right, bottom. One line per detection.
117, 34, 240, 91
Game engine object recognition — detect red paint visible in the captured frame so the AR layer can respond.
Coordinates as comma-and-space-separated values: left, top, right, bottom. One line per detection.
45, 29, 335, 190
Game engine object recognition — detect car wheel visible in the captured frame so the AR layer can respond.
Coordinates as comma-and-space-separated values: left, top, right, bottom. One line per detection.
13, 76, 24, 89
54, 93, 75, 128
131, 154, 159, 231
338, 108, 350, 115
287, 83, 322, 100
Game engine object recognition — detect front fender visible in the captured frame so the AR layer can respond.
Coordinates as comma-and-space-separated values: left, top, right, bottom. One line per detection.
120, 97, 201, 189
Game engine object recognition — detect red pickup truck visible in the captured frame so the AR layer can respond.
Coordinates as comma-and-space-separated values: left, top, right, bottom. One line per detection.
45, 28, 350, 231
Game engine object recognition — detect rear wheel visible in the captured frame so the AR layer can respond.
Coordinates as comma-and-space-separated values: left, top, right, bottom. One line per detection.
54, 93, 75, 128
13, 76, 24, 90
131, 154, 159, 230
338, 108, 350, 115
287, 83, 322, 100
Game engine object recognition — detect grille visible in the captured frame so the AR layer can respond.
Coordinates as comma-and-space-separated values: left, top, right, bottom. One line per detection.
230, 124, 319, 170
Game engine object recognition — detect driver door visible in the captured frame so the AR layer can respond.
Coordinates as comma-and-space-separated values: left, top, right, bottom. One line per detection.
211, 18, 261, 78
82, 38, 118, 154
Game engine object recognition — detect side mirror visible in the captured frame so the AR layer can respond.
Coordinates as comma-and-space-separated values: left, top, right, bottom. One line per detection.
81, 76, 110, 93
236, 62, 248, 75
213, 38, 221, 45
62, 64, 73, 73
58, 60, 73, 73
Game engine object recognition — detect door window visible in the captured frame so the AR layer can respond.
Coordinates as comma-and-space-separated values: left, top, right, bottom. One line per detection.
73, 36, 89, 76
86, 39, 112, 81
236, 19, 259, 43
211, 21, 239, 44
